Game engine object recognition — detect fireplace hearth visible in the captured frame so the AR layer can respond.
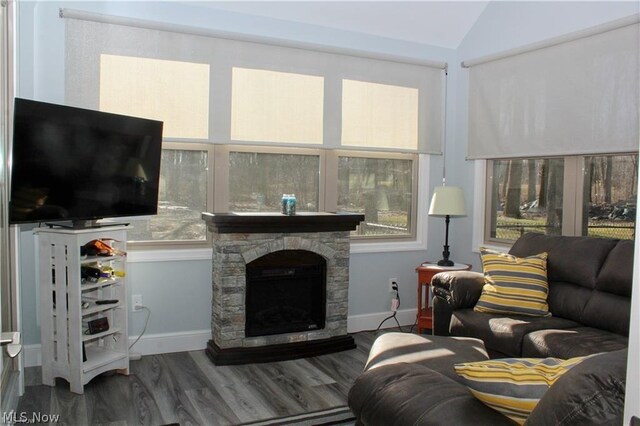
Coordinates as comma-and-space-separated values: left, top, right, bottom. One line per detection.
202, 212, 364, 365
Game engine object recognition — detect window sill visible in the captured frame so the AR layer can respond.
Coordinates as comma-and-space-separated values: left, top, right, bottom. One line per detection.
128, 248, 213, 263
127, 237, 426, 261
350, 238, 426, 254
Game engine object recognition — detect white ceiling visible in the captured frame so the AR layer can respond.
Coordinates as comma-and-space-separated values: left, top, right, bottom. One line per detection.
187, 1, 489, 48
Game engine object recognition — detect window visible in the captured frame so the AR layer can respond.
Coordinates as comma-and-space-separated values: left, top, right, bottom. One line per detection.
583, 154, 637, 240
97, 55, 213, 246
487, 158, 564, 241
342, 80, 419, 151
127, 144, 212, 246
486, 153, 637, 243
231, 68, 324, 144
338, 154, 415, 237
99, 54, 210, 139
229, 150, 320, 212
65, 14, 443, 248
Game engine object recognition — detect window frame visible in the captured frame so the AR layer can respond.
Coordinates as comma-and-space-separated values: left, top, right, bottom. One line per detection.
480, 153, 637, 248
128, 144, 420, 249
127, 141, 215, 251
224, 144, 326, 213
64, 18, 439, 251
483, 155, 568, 245
331, 149, 419, 242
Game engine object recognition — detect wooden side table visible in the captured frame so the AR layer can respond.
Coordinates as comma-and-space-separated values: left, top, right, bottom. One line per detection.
415, 262, 471, 334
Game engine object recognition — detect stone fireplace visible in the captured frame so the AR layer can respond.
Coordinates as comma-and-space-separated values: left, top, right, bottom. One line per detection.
202, 212, 364, 365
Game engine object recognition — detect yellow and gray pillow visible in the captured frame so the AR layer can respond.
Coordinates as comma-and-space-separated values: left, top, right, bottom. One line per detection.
454, 356, 587, 424
474, 248, 550, 317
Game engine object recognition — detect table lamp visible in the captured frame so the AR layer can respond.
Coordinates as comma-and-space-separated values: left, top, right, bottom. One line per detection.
428, 186, 466, 266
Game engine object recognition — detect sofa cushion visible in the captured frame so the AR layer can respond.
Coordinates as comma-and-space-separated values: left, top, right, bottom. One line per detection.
450, 309, 580, 357
525, 349, 627, 426
508, 233, 629, 328
595, 240, 634, 297
581, 292, 631, 336
508, 233, 617, 289
348, 363, 514, 426
475, 249, 550, 317
522, 327, 629, 358
455, 356, 587, 425
364, 333, 489, 381
545, 281, 593, 326
581, 239, 634, 335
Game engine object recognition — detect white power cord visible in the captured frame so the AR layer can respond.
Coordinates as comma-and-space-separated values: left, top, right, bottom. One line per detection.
376, 281, 402, 332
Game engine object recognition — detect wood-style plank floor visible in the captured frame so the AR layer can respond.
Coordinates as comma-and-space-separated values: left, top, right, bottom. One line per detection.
17, 331, 380, 425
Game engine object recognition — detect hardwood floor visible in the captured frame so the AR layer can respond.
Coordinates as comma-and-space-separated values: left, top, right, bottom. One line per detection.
17, 331, 379, 425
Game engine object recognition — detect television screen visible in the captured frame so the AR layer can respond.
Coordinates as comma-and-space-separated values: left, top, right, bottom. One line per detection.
9, 98, 163, 225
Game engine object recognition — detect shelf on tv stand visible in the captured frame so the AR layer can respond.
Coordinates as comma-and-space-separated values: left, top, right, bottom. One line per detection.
45, 220, 130, 230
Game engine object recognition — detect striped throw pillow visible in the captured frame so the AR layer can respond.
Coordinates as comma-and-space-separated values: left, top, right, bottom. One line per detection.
454, 357, 587, 424
474, 248, 550, 317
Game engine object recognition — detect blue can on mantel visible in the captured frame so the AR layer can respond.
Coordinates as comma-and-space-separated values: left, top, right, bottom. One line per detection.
281, 194, 296, 215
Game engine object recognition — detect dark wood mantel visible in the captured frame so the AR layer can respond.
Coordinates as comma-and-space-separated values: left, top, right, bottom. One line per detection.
202, 212, 365, 234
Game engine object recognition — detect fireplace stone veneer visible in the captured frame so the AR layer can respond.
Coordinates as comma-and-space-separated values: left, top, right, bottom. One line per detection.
202, 212, 364, 365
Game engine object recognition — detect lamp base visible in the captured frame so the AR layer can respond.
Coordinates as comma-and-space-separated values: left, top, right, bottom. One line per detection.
437, 259, 454, 267
438, 242, 454, 267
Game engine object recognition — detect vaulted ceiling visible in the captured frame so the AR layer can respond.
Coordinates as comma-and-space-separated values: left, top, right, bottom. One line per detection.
188, 1, 489, 48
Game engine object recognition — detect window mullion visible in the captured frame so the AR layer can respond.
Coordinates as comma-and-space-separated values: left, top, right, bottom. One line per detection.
323, 150, 338, 212
561, 156, 580, 236
575, 156, 587, 237
213, 145, 230, 213
206, 144, 216, 215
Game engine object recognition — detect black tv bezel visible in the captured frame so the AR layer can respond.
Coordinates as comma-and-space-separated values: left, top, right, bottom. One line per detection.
9, 98, 164, 226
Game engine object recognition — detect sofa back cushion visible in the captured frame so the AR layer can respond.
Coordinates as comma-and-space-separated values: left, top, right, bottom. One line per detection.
509, 233, 631, 335
581, 240, 634, 335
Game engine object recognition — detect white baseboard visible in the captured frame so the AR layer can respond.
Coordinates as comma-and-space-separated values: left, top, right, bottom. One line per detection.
24, 310, 418, 367
128, 329, 211, 356
24, 330, 211, 368
347, 308, 417, 333
24, 344, 42, 368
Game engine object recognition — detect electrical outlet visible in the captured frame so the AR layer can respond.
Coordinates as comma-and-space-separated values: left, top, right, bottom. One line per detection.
389, 278, 397, 292
132, 294, 143, 311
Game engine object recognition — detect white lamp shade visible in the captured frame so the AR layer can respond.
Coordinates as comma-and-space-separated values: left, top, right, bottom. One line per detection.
428, 186, 466, 217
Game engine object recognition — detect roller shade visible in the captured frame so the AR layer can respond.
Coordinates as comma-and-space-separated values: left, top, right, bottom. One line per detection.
467, 18, 639, 159
63, 10, 445, 154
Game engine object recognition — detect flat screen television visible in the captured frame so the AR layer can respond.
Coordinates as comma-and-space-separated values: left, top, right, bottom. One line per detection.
10, 98, 163, 227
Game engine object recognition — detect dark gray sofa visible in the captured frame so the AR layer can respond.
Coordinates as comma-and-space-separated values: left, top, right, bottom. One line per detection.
348, 233, 632, 425
432, 233, 633, 358
348, 333, 627, 425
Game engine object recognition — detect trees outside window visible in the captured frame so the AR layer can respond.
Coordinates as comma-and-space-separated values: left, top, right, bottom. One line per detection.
229, 151, 320, 212
127, 145, 211, 245
337, 156, 414, 237
487, 154, 637, 242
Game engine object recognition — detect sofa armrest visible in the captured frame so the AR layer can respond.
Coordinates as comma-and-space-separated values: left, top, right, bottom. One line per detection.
348, 363, 513, 426
432, 271, 485, 336
432, 270, 485, 309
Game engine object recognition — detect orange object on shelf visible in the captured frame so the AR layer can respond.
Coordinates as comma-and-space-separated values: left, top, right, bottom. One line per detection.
415, 262, 471, 334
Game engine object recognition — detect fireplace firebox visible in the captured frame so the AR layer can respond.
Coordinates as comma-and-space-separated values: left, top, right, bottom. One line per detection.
246, 250, 326, 337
